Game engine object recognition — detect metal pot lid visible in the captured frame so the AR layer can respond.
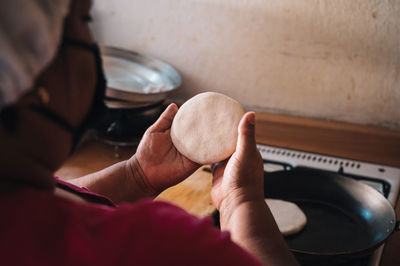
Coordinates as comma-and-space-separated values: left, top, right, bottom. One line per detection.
100, 46, 181, 107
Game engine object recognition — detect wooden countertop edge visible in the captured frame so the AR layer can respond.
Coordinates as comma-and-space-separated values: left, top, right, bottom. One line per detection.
255, 112, 400, 167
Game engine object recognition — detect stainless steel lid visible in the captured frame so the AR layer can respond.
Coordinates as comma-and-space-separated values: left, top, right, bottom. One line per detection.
101, 46, 181, 108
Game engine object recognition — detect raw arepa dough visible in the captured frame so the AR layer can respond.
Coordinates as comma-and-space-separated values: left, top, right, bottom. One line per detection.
265, 198, 307, 236
170, 92, 245, 164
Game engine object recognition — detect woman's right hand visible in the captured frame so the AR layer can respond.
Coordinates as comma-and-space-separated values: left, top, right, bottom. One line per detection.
210, 112, 265, 213
211, 112, 299, 266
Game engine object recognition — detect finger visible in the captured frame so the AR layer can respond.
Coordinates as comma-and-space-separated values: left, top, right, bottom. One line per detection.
211, 160, 228, 184
211, 159, 228, 176
235, 112, 256, 156
148, 103, 178, 133
211, 160, 228, 178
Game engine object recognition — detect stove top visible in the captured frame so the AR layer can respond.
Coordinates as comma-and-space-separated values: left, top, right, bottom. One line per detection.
256, 144, 400, 266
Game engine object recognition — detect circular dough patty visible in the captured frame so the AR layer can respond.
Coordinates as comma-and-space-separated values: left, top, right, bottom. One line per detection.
171, 92, 245, 164
265, 198, 307, 236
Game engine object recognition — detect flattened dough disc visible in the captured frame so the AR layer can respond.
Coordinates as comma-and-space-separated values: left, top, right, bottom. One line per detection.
265, 198, 307, 236
171, 92, 245, 164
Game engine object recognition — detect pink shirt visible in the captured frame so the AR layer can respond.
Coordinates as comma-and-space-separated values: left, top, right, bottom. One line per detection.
0, 179, 261, 266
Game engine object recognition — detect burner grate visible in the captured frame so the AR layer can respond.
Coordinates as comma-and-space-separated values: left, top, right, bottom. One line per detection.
257, 144, 400, 206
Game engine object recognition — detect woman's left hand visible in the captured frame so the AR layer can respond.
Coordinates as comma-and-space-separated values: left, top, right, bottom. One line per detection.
127, 103, 201, 195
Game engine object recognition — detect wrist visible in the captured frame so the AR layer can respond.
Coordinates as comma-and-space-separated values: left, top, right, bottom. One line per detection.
124, 156, 158, 200
218, 188, 265, 229
219, 198, 300, 266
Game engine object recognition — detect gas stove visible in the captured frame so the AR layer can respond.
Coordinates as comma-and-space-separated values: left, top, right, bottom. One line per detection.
257, 144, 400, 266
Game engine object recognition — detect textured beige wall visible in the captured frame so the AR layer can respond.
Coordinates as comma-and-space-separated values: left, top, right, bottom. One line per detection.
91, 0, 400, 129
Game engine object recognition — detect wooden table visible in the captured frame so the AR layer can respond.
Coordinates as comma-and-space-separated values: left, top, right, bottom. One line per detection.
56, 112, 400, 266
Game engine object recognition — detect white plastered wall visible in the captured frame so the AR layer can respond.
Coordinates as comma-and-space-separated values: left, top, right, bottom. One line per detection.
91, 0, 400, 129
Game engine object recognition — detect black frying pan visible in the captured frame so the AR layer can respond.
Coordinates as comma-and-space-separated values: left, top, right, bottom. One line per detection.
263, 167, 397, 262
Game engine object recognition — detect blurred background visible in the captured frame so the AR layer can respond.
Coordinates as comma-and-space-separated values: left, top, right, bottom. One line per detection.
90, 0, 400, 130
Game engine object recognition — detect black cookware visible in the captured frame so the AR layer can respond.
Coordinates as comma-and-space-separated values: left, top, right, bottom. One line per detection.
263, 167, 397, 263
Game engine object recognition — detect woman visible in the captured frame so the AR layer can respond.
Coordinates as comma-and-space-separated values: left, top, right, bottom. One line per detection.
0, 0, 298, 265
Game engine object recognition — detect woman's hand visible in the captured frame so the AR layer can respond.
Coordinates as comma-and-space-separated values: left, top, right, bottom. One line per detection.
128, 103, 201, 195
210, 112, 299, 266
210, 112, 265, 212
70, 104, 200, 203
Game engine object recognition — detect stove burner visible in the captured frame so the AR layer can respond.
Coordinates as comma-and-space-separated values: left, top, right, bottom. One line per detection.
263, 159, 391, 198
94, 102, 165, 146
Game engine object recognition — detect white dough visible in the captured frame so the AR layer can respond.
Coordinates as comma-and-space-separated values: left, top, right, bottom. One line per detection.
171, 92, 245, 164
265, 198, 307, 236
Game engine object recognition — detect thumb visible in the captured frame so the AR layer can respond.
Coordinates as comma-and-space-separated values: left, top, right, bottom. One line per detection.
235, 112, 257, 156
148, 103, 178, 133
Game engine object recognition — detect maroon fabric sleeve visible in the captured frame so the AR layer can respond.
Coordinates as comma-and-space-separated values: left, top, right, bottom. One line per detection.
0, 187, 261, 266
55, 177, 116, 207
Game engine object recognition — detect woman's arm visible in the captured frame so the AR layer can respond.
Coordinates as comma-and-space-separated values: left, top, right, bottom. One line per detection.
69, 104, 200, 203
211, 112, 299, 266
219, 199, 298, 265
68, 158, 155, 203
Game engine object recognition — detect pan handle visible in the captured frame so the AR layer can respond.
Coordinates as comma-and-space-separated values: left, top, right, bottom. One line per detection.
396, 221, 400, 231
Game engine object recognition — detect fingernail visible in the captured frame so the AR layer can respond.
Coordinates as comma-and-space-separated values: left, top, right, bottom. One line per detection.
248, 112, 255, 125
168, 103, 178, 111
